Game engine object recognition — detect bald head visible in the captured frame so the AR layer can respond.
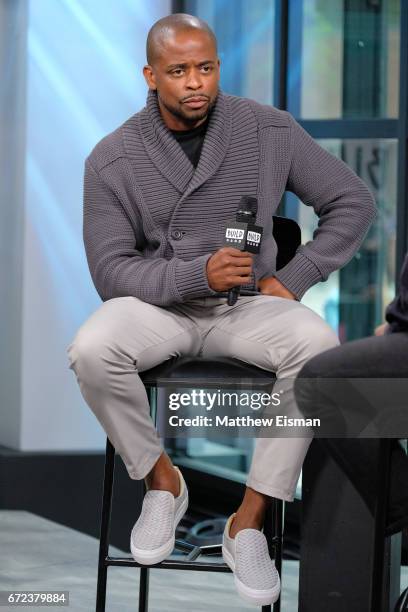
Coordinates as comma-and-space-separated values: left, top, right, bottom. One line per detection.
143, 13, 220, 131
146, 13, 217, 66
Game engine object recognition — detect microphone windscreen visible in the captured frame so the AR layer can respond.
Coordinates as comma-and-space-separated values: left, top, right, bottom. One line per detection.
239, 195, 258, 214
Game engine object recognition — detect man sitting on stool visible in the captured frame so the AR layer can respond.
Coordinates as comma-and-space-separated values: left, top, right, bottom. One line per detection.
67, 13, 375, 607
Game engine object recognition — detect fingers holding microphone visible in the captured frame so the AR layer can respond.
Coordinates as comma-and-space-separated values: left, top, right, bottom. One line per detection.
207, 195, 262, 302
206, 247, 254, 292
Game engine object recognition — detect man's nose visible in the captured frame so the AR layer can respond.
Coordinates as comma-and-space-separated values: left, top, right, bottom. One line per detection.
186, 70, 203, 89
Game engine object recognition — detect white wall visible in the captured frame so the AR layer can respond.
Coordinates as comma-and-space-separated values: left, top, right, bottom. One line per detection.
0, 0, 171, 451
0, 0, 27, 449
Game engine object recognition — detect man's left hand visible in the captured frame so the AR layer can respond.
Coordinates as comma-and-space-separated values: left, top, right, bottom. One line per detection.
257, 276, 297, 300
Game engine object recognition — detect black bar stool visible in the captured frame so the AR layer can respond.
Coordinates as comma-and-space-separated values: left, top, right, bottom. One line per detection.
95, 356, 285, 612
94, 216, 301, 611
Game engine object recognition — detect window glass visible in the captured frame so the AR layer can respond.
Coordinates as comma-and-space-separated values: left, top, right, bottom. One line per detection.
292, 0, 400, 118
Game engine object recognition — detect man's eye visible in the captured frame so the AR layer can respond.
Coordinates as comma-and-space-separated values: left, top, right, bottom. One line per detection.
201, 65, 212, 72
172, 69, 184, 76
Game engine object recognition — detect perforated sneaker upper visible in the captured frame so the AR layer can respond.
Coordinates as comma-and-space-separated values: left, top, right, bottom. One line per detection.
234, 529, 280, 590
131, 467, 188, 552
131, 490, 175, 550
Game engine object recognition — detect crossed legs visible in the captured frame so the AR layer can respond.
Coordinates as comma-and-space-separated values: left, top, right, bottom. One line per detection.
67, 294, 339, 534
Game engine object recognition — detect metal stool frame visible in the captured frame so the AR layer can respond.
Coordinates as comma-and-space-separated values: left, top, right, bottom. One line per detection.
96, 383, 284, 612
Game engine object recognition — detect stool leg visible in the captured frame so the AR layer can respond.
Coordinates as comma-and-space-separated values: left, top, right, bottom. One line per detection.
138, 387, 155, 612
96, 438, 116, 612
138, 567, 150, 612
370, 439, 392, 612
262, 500, 284, 612
262, 503, 273, 612
273, 499, 284, 612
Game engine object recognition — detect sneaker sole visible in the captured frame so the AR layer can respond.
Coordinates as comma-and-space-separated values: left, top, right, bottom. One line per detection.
130, 491, 189, 566
222, 543, 281, 606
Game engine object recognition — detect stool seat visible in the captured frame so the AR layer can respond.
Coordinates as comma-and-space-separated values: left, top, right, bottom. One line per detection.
140, 356, 276, 389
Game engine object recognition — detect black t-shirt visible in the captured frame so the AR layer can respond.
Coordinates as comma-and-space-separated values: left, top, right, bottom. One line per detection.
170, 116, 210, 168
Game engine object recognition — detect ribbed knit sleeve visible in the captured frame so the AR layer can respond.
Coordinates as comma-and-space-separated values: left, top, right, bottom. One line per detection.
83, 159, 217, 306
274, 114, 377, 300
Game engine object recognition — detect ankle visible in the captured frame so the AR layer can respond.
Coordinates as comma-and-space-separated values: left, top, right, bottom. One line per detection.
145, 463, 180, 497
236, 501, 266, 523
149, 477, 179, 497
229, 510, 264, 538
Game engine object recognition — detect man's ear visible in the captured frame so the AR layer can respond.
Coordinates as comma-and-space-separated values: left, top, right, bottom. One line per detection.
143, 65, 157, 90
216, 58, 221, 78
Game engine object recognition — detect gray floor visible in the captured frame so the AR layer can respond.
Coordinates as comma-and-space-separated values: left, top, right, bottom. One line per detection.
0, 511, 299, 611
1, 511, 407, 611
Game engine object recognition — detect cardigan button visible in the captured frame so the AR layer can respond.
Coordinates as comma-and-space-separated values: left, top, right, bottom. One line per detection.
171, 230, 184, 240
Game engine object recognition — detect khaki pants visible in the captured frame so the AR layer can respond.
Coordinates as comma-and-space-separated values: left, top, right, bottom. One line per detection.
67, 294, 339, 501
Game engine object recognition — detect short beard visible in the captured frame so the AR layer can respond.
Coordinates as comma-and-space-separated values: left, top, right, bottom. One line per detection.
158, 91, 218, 125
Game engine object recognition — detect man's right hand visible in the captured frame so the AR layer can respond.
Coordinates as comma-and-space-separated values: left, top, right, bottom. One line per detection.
206, 247, 254, 292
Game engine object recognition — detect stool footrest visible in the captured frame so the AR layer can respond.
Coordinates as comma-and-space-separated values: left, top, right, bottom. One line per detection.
175, 539, 224, 559
104, 555, 232, 572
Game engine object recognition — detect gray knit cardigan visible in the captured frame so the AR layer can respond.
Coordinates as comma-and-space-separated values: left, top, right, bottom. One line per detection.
83, 88, 376, 306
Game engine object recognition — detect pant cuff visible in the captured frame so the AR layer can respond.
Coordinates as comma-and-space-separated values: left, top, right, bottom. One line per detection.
246, 476, 295, 502
126, 447, 163, 480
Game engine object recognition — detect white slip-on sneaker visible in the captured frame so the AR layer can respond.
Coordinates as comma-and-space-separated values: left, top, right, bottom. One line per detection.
222, 512, 281, 607
130, 466, 188, 565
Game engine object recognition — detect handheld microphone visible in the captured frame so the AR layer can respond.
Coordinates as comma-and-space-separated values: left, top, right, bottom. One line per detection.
223, 196, 263, 306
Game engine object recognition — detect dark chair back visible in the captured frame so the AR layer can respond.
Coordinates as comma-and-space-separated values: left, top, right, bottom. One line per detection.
272, 215, 301, 271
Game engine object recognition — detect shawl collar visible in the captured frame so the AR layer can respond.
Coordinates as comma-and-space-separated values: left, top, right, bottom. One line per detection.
137, 88, 232, 198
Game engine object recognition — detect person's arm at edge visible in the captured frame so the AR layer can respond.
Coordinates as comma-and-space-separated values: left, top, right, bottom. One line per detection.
384, 254, 408, 334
